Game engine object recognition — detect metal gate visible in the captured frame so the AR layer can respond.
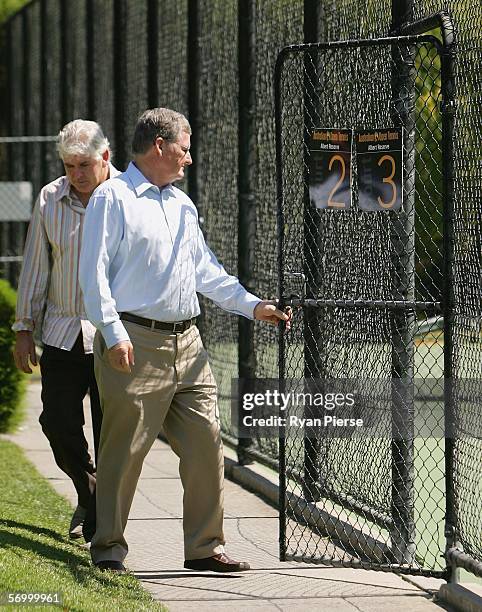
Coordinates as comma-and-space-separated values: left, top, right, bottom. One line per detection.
275, 31, 456, 578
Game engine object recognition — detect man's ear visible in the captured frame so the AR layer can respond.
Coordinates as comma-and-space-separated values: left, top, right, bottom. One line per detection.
102, 149, 110, 163
155, 137, 163, 154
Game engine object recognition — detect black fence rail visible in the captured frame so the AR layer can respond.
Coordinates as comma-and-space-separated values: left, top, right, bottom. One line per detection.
0, 0, 480, 581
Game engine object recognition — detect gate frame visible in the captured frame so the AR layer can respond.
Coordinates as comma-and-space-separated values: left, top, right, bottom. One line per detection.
274, 31, 456, 579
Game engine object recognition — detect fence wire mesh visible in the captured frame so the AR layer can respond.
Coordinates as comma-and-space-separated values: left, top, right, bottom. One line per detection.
0, 139, 58, 287
90, 0, 115, 154
0, 0, 480, 578
195, 0, 240, 438
417, 2, 482, 569
276, 38, 449, 575
156, 0, 188, 115
63, 2, 87, 120
249, 0, 305, 461
123, 0, 148, 161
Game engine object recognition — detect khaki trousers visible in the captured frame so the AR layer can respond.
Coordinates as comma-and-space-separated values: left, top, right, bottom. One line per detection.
90, 321, 225, 564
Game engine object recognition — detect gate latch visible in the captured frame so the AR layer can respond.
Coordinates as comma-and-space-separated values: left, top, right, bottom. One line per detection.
283, 271, 306, 306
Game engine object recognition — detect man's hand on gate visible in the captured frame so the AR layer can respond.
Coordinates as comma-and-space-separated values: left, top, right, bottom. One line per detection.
13, 330, 38, 374
253, 301, 292, 331
108, 340, 135, 373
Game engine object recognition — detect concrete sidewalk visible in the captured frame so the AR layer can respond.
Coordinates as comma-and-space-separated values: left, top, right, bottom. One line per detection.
7, 380, 453, 612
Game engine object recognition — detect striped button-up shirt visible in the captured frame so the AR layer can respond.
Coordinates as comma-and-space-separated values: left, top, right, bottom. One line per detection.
13, 165, 120, 353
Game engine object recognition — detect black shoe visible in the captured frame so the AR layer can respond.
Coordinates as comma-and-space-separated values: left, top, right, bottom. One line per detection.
94, 560, 127, 573
82, 496, 96, 543
184, 553, 250, 573
82, 515, 96, 543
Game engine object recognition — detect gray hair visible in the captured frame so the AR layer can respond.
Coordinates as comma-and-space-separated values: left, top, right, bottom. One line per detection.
57, 119, 110, 160
132, 108, 191, 155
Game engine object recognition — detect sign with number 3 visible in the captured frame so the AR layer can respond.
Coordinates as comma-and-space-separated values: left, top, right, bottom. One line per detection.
356, 128, 403, 211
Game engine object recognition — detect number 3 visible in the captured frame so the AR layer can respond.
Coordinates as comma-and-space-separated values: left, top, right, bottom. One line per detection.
377, 154, 397, 209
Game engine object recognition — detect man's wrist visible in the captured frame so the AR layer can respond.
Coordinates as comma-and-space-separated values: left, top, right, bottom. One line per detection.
102, 320, 131, 350
12, 320, 34, 333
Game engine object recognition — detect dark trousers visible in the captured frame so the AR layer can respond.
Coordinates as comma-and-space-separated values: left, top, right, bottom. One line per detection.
39, 333, 102, 516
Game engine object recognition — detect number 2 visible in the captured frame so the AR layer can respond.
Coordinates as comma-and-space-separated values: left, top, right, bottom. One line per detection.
377, 154, 397, 209
328, 154, 347, 208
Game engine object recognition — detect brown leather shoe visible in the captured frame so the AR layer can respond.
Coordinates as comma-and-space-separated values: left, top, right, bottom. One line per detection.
94, 560, 127, 573
184, 553, 250, 572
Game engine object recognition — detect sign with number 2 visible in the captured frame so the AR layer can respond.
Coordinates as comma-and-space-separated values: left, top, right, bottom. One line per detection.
308, 129, 352, 210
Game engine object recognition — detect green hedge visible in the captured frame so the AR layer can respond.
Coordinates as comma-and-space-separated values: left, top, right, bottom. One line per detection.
0, 279, 25, 432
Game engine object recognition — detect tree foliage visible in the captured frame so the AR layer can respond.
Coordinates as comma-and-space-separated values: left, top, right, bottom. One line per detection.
0, 0, 30, 24
0, 279, 25, 432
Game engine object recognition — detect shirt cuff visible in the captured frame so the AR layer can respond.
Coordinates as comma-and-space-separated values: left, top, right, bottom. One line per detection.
101, 319, 131, 349
238, 293, 262, 320
12, 319, 34, 332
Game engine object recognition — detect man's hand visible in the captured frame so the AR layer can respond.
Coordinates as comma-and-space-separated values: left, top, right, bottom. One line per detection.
107, 341, 135, 373
13, 331, 38, 374
253, 300, 292, 331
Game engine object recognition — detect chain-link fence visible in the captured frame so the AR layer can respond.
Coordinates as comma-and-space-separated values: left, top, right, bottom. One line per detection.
275, 33, 450, 576
273, 3, 480, 582
0, 137, 60, 286
0, 0, 480, 581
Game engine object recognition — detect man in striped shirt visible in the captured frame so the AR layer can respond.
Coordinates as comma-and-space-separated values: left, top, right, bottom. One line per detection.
12, 120, 120, 540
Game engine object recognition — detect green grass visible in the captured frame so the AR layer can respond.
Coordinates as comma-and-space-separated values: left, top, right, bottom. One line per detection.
0, 439, 166, 612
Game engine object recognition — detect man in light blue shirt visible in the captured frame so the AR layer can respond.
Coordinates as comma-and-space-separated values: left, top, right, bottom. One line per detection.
79, 107, 289, 573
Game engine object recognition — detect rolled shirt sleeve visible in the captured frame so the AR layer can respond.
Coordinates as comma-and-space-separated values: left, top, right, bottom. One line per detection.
12, 195, 50, 333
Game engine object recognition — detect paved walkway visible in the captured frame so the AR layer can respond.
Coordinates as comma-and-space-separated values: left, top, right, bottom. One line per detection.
7, 380, 453, 612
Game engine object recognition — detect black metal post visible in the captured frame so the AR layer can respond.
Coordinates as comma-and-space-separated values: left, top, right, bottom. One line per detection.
274, 47, 288, 563
39, 0, 48, 186
400, 10, 459, 583
16, 10, 30, 283
147, 0, 159, 108
86, 0, 95, 119
187, 0, 201, 212
302, 0, 323, 503
22, 9, 29, 141
6, 18, 24, 180
22, 9, 31, 181
237, 0, 256, 465
59, 0, 69, 125
187, 0, 203, 336
0, 18, 11, 281
113, 0, 128, 168
440, 30, 458, 585
389, 0, 416, 565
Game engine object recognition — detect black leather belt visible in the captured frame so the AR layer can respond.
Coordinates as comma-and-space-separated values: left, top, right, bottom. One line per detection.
120, 312, 196, 333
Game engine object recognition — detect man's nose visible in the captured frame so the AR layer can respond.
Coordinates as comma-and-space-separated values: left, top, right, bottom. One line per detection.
185, 152, 193, 165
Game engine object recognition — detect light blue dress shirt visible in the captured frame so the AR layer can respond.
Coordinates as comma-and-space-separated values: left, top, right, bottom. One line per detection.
79, 162, 261, 348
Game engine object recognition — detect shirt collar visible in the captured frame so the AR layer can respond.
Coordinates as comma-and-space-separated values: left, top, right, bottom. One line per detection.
68, 188, 83, 207
126, 161, 171, 197
56, 176, 72, 202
